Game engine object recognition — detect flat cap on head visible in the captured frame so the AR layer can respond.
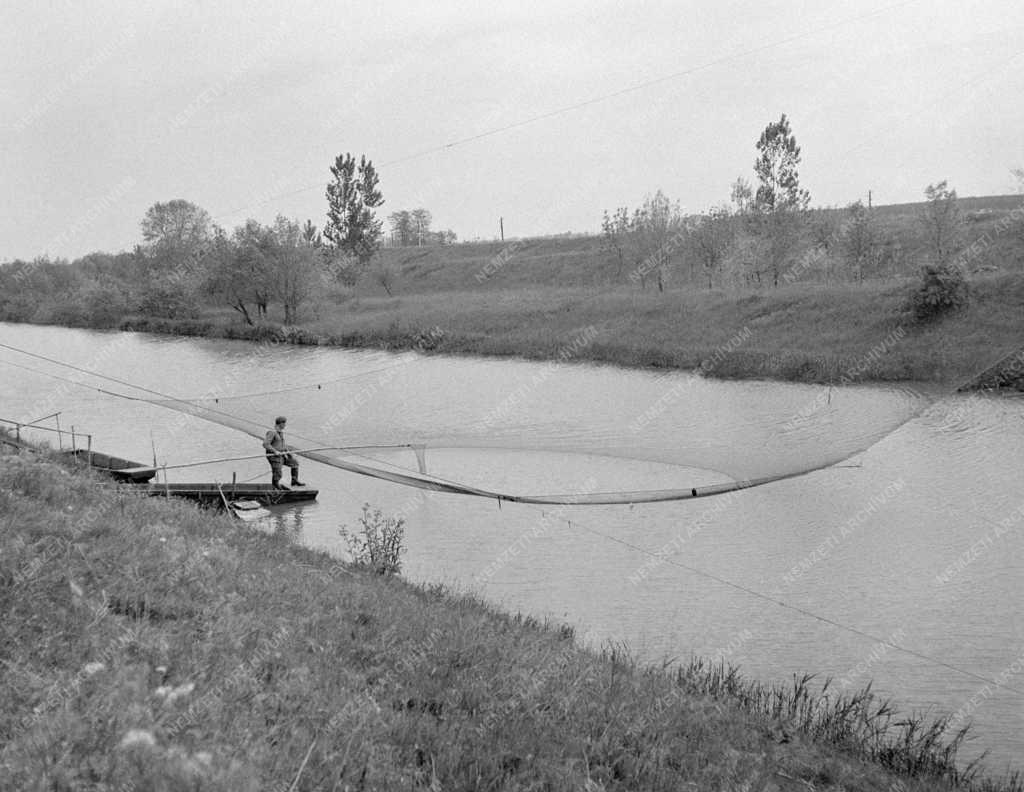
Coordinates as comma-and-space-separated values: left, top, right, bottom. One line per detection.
275, 416, 287, 424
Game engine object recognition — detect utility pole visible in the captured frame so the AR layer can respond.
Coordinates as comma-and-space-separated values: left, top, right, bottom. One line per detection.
499, 217, 504, 242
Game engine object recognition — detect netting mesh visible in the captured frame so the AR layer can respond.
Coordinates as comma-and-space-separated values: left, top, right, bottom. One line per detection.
141, 368, 939, 504
3, 334, 1015, 506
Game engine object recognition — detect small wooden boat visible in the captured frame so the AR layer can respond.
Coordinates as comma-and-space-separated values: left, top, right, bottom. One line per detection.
226, 498, 272, 521
64, 449, 157, 483
144, 482, 318, 506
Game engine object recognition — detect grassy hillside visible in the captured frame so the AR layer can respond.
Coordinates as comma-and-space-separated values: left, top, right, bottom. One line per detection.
368, 194, 1024, 294
2, 439, 1020, 791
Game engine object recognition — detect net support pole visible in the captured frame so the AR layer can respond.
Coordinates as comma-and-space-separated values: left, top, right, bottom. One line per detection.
87, 434, 92, 467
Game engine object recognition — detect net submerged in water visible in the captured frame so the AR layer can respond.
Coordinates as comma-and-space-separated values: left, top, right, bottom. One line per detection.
0, 337, 1008, 506
141, 360, 938, 505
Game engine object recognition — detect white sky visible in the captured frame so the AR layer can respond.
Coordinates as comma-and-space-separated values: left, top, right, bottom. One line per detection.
2, 0, 1022, 260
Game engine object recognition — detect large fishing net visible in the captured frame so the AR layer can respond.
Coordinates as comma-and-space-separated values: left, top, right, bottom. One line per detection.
136, 349, 1003, 505
1, 335, 1019, 505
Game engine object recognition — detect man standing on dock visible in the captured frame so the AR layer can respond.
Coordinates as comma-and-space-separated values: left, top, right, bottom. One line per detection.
264, 416, 305, 490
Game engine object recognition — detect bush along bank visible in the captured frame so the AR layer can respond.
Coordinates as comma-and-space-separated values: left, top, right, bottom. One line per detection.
118, 315, 447, 353
1, 441, 1022, 791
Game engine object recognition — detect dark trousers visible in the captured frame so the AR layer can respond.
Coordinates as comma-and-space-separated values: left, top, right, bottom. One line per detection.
267, 453, 300, 484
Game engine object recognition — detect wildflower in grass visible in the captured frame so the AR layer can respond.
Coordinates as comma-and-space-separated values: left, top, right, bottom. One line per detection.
119, 729, 156, 749
339, 504, 405, 574
155, 682, 195, 704
166, 682, 195, 704
82, 661, 105, 676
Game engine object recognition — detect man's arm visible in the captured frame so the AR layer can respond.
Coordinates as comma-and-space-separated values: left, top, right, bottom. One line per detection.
263, 430, 278, 454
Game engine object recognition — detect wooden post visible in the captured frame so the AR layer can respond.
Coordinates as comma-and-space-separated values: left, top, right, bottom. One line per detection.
56, 414, 62, 450
87, 434, 92, 467
71, 425, 76, 454
163, 464, 169, 497
232, 471, 237, 500
500, 217, 504, 242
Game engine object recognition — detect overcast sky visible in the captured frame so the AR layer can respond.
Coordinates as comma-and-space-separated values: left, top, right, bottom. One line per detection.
2, 0, 1022, 261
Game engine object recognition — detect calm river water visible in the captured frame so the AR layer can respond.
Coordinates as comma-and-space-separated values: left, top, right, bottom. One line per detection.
2, 322, 1022, 772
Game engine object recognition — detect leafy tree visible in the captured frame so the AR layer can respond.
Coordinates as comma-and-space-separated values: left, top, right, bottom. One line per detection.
234, 219, 280, 319
140, 200, 212, 262
632, 191, 684, 292
690, 206, 735, 288
601, 207, 631, 277
388, 210, 413, 246
841, 201, 878, 282
267, 216, 324, 324
388, 208, 437, 246
410, 208, 432, 245
138, 200, 215, 317
730, 177, 754, 214
752, 114, 810, 287
205, 228, 257, 325
919, 181, 963, 267
324, 153, 384, 272
754, 114, 810, 213
302, 219, 323, 248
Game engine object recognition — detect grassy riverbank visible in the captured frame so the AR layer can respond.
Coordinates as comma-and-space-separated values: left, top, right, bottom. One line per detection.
1, 440, 1020, 791
113, 270, 1024, 389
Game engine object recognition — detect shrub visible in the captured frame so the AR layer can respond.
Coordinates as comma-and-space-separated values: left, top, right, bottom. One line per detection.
284, 326, 320, 345
339, 504, 405, 575
250, 323, 287, 343
906, 264, 968, 322
135, 280, 200, 320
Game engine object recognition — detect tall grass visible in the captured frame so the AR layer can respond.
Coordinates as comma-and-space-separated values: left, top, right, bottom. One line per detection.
677, 658, 1021, 790
2, 442, 1021, 790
